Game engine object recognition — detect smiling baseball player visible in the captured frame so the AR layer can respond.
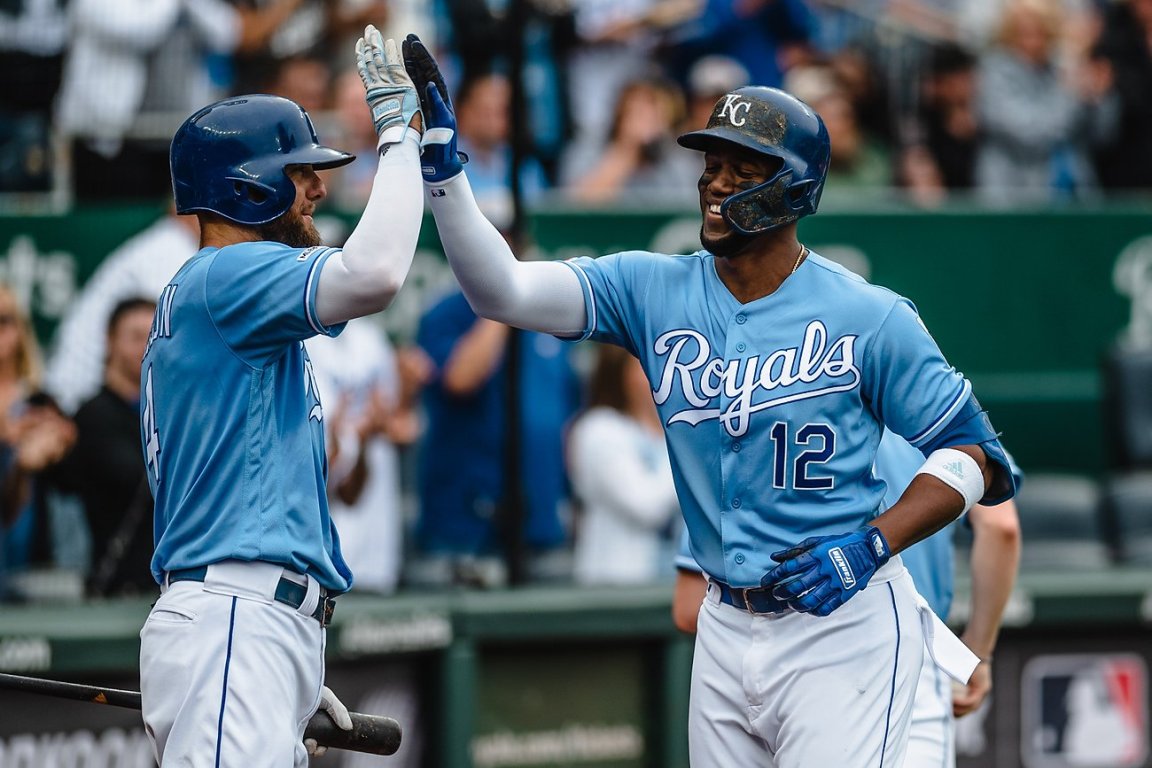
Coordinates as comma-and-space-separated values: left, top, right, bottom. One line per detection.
138, 28, 423, 766
402, 34, 1015, 767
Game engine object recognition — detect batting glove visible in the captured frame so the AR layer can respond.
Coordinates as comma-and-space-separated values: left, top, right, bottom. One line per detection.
305, 685, 353, 757
355, 25, 421, 145
762, 526, 891, 617
401, 33, 467, 183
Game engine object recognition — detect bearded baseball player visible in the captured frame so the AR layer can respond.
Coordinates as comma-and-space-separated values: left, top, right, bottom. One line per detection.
138, 28, 423, 766
403, 34, 1016, 766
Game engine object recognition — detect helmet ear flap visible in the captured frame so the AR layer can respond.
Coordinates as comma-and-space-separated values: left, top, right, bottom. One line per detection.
720, 169, 798, 235
226, 176, 281, 211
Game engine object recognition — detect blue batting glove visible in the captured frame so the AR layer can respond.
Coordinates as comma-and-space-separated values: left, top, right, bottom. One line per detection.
402, 34, 467, 183
762, 526, 891, 617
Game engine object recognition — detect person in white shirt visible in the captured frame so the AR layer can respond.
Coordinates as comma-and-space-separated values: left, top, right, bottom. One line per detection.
568, 343, 679, 585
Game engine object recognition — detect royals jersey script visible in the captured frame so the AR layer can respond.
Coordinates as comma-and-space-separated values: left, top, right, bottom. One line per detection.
140, 241, 351, 592
565, 248, 980, 587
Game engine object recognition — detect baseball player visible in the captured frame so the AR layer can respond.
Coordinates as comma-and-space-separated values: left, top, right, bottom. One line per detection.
138, 28, 423, 766
672, 431, 1023, 766
402, 34, 1016, 766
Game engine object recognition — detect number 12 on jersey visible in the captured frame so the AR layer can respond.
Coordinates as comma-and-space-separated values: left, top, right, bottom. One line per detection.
769, 422, 834, 490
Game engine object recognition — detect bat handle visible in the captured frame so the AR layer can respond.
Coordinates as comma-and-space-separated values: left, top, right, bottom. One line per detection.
305, 711, 402, 756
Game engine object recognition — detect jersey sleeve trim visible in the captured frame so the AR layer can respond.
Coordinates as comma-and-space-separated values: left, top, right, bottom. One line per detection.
906, 379, 972, 447
305, 247, 342, 337
559, 260, 596, 342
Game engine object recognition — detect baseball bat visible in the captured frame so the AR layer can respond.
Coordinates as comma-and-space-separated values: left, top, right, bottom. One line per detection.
0, 672, 401, 756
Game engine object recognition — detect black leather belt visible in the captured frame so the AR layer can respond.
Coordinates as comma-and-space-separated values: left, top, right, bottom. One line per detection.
715, 581, 789, 615
167, 566, 336, 627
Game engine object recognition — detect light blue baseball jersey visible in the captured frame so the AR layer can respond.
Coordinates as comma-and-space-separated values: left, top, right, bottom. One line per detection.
674, 430, 950, 613
565, 249, 981, 588
141, 242, 352, 592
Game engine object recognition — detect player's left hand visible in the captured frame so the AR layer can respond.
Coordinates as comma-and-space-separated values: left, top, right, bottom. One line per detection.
762, 526, 891, 617
402, 33, 467, 182
355, 25, 422, 143
305, 685, 353, 757
952, 658, 992, 717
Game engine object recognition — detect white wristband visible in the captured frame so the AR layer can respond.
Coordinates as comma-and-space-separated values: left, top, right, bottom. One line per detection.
916, 448, 984, 513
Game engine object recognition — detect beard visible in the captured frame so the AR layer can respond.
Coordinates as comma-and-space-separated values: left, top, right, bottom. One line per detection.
260, 208, 322, 248
700, 223, 755, 259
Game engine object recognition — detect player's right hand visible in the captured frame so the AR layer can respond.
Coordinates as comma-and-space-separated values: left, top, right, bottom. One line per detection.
355, 25, 422, 143
401, 33, 467, 182
762, 526, 891, 617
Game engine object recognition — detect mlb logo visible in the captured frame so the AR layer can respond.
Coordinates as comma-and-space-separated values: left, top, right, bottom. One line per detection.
1021, 653, 1148, 768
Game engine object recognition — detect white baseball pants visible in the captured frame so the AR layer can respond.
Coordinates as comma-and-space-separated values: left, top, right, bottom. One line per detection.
689, 563, 924, 767
139, 561, 327, 767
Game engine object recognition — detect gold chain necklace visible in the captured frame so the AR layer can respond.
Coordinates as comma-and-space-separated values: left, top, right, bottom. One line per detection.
791, 245, 808, 274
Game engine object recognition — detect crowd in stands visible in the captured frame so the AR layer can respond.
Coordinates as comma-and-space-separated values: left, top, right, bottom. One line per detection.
1, 0, 1151, 602
2, 0, 1151, 207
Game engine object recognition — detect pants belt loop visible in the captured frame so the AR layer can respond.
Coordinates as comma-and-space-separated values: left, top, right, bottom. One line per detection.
298, 573, 321, 618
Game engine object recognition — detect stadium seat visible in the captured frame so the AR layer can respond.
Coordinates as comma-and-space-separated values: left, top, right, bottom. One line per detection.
1013, 473, 1111, 571
1102, 471, 1152, 566
1101, 343, 1152, 469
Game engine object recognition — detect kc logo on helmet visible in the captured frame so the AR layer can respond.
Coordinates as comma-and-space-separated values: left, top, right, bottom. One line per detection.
718, 95, 752, 127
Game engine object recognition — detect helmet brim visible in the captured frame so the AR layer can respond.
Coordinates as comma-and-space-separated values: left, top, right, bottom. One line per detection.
677, 126, 770, 156
289, 145, 356, 171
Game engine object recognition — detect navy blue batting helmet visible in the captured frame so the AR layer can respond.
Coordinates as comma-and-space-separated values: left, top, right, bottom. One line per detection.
678, 86, 830, 235
170, 94, 355, 226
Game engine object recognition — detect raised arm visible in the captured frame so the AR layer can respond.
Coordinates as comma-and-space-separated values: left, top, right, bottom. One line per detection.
402, 34, 588, 337
315, 27, 426, 327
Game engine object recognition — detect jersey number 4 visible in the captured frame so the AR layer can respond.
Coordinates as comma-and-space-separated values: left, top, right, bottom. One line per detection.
143, 365, 161, 483
769, 422, 834, 490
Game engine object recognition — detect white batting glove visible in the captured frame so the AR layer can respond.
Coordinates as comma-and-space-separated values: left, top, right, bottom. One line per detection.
355, 25, 422, 145
305, 685, 353, 757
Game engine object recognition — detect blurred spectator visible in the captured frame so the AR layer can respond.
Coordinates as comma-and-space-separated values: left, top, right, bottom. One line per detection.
828, 43, 898, 152
309, 319, 425, 595
664, 0, 815, 92
899, 42, 980, 206
560, 75, 697, 205
454, 70, 550, 229
440, 0, 575, 180
55, 0, 184, 201
412, 287, 581, 588
563, 0, 699, 172
567, 344, 678, 585
1092, 0, 1152, 191
0, 0, 68, 193
45, 207, 199, 414
788, 64, 894, 190
58, 298, 157, 598
327, 66, 384, 210
263, 52, 332, 114
229, 0, 390, 95
680, 54, 750, 133
0, 284, 78, 600
974, 0, 1117, 205
56, 0, 309, 202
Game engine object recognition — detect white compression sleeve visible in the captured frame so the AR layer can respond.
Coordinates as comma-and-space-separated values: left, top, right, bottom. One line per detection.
425, 173, 588, 337
315, 134, 426, 327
